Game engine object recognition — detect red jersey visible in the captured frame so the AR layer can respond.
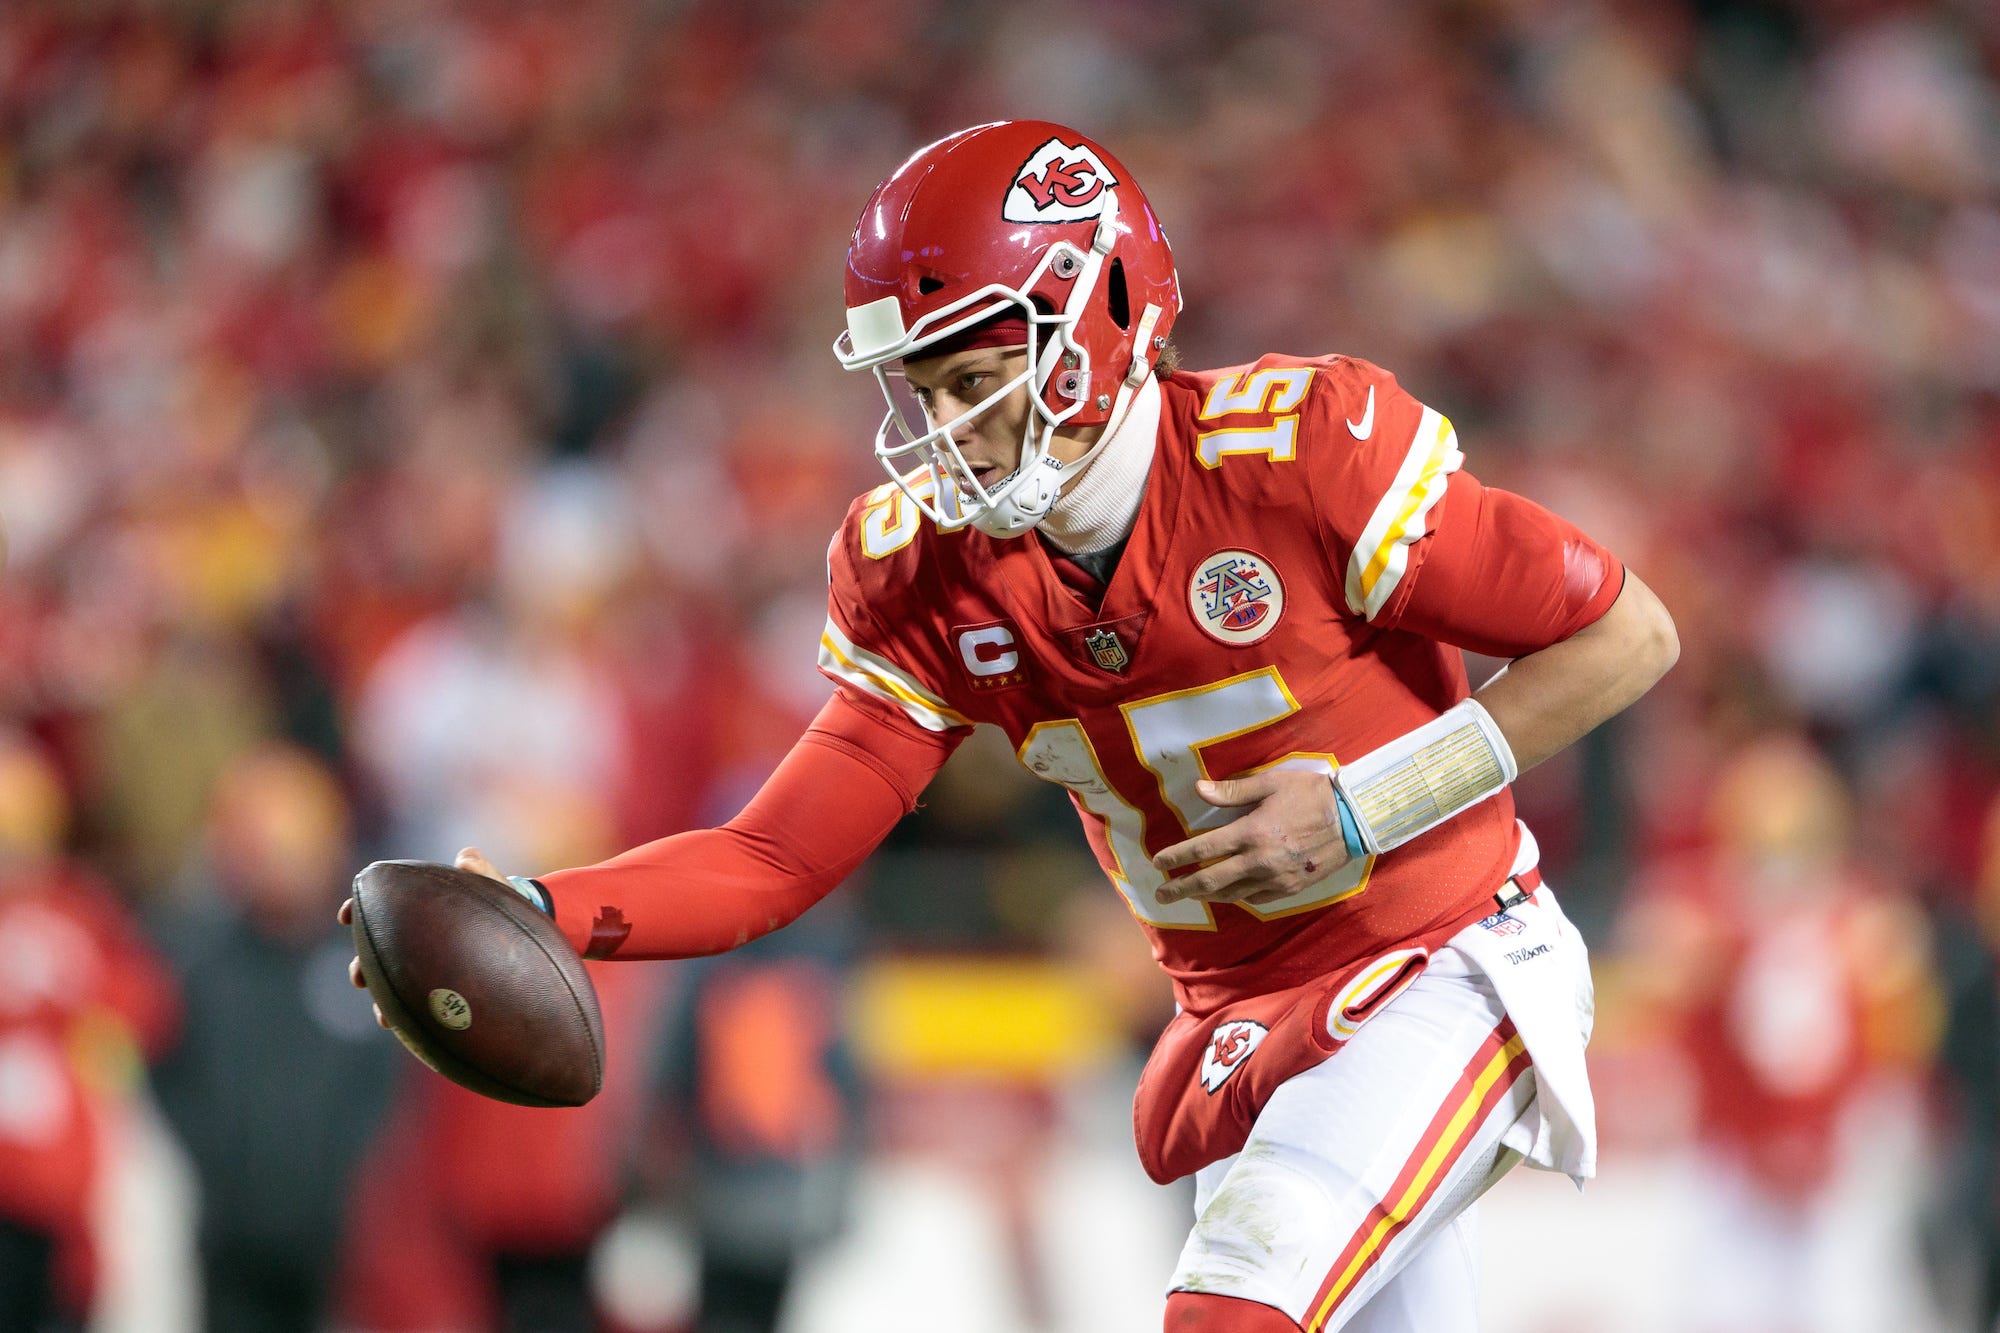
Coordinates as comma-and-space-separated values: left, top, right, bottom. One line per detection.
1633, 853, 1926, 1199
821, 355, 1621, 1013
0, 865, 177, 1308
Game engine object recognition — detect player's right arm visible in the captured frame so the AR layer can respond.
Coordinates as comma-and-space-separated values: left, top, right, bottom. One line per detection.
343, 486, 965, 976
340, 689, 959, 1005
532, 689, 958, 958
529, 488, 973, 956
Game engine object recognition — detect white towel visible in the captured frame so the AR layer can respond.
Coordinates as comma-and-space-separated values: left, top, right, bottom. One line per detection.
1447, 822, 1599, 1185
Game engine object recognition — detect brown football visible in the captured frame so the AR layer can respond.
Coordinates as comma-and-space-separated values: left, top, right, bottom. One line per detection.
349, 860, 604, 1107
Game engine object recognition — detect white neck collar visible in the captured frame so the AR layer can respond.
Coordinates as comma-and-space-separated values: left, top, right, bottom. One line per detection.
1038, 374, 1162, 556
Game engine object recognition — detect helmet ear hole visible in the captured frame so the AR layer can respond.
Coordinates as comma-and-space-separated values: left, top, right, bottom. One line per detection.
1107, 258, 1130, 329
918, 276, 945, 295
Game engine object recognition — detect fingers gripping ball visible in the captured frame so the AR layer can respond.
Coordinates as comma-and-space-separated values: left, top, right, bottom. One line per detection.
349, 860, 604, 1107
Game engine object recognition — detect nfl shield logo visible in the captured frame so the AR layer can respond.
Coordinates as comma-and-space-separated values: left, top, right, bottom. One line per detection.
1084, 628, 1129, 673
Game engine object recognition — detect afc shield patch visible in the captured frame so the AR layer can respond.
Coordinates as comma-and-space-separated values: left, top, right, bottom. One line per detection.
1189, 548, 1285, 645
1199, 1019, 1269, 1094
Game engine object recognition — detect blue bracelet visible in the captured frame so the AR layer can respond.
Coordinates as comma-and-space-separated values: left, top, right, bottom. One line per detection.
506, 875, 555, 917
1334, 789, 1367, 860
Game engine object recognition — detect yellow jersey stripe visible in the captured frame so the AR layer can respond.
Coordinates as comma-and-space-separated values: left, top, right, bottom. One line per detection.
1342, 407, 1463, 621
1356, 415, 1457, 611
818, 624, 970, 732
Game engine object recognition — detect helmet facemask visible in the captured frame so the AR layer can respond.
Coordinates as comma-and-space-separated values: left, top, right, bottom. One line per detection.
836, 202, 1125, 539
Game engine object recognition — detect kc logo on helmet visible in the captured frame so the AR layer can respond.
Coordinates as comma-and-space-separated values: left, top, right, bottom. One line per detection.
1199, 1019, 1269, 1094
1004, 137, 1119, 224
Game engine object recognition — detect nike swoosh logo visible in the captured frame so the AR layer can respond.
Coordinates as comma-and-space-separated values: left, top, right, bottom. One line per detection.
1346, 386, 1376, 440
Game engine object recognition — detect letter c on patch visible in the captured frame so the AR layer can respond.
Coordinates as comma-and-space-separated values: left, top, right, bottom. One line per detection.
959, 625, 1019, 677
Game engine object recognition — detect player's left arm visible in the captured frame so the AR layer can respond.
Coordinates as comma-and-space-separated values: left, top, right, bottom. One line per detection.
1152, 494, 1674, 906
1461, 567, 1676, 770
1155, 368, 1675, 906
1375, 467, 1679, 774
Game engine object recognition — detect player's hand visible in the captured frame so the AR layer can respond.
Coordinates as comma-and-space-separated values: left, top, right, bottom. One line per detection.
338, 847, 511, 1029
453, 846, 507, 885
1149, 772, 1352, 908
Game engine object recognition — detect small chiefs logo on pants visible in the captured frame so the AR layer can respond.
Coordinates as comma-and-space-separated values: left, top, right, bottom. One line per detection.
1199, 1019, 1269, 1093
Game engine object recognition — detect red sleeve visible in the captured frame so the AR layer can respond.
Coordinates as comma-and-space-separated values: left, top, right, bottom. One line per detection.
1303, 357, 1621, 655
1385, 470, 1624, 658
538, 689, 961, 960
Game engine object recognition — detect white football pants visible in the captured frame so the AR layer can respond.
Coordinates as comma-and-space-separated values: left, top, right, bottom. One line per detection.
1168, 889, 1593, 1331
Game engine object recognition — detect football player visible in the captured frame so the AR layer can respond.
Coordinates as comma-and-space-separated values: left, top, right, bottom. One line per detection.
347, 120, 1677, 1332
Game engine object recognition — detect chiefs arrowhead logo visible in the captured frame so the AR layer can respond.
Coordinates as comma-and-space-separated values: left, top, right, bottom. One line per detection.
1020, 160, 1099, 210
1198, 1019, 1269, 1094
1004, 137, 1119, 224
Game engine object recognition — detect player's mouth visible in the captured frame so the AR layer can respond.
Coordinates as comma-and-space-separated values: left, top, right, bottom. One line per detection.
943, 450, 1018, 497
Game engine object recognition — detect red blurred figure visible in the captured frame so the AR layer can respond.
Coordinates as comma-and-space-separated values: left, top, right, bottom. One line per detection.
0, 733, 177, 1329
631, 915, 860, 1333
1621, 733, 1934, 1330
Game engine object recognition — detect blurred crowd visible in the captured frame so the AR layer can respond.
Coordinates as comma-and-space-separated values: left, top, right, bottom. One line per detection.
3, 0, 2000, 1329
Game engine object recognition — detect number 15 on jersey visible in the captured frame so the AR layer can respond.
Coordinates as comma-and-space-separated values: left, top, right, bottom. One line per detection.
1018, 666, 1371, 929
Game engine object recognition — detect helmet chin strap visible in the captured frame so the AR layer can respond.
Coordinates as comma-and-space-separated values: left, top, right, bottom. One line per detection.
968, 363, 1148, 539
968, 451, 1064, 537
971, 199, 1139, 540
1043, 298, 1166, 503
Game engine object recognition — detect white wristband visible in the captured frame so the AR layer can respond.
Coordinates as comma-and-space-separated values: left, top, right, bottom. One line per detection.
1333, 699, 1518, 855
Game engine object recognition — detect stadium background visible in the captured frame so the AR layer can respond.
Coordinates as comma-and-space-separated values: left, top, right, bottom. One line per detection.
1, 0, 1997, 1329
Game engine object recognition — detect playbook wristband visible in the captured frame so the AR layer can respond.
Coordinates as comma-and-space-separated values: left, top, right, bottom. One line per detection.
1332, 699, 1518, 855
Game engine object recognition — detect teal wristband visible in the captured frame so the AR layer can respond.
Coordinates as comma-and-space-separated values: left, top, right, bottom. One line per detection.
1334, 790, 1366, 860
505, 875, 554, 917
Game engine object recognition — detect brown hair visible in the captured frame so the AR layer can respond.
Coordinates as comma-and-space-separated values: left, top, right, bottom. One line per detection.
1152, 339, 1181, 378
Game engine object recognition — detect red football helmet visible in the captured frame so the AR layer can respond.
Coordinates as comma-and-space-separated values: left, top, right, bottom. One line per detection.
833, 121, 1181, 537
